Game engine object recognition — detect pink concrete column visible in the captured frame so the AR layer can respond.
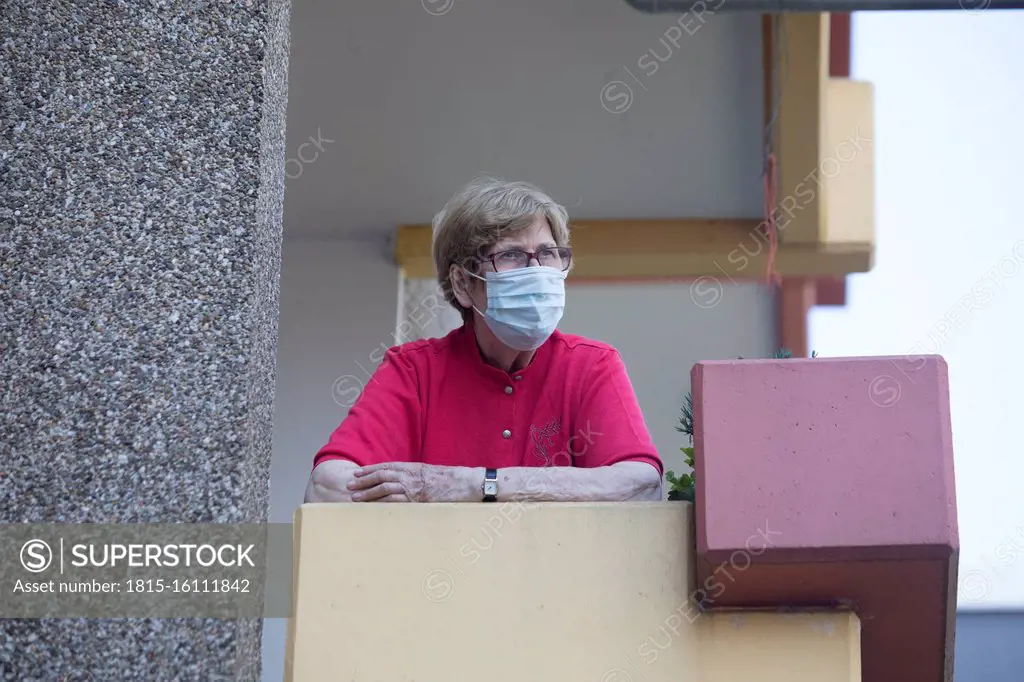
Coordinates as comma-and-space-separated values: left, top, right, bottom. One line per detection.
692, 355, 958, 682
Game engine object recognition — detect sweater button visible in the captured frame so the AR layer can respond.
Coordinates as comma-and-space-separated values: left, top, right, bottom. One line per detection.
504, 386, 513, 395
502, 429, 512, 439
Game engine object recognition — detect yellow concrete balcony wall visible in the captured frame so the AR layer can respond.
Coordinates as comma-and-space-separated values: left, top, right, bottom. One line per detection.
285, 502, 860, 682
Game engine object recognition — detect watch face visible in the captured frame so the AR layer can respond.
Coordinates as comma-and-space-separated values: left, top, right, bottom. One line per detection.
484, 481, 498, 496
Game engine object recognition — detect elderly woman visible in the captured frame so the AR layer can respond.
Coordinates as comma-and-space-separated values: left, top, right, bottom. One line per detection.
305, 178, 663, 504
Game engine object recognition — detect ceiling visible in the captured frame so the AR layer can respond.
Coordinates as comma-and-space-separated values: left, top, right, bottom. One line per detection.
282, 0, 764, 237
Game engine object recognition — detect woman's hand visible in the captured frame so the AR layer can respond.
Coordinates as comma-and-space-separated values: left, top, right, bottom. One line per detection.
347, 463, 481, 502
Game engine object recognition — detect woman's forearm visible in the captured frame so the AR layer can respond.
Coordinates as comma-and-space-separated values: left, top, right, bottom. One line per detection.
482, 461, 663, 503
304, 459, 360, 502
307, 459, 663, 503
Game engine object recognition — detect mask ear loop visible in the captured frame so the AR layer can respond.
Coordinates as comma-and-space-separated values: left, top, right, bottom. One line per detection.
457, 265, 487, 317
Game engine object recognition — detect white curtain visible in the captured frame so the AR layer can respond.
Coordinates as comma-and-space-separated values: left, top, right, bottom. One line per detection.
397, 276, 462, 344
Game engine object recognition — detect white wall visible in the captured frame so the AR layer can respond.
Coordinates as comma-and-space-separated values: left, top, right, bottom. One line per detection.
268, 236, 402, 522
263, 235, 401, 681
560, 281, 775, 476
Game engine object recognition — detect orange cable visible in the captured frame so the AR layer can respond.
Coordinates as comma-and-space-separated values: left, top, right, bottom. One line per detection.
762, 152, 783, 288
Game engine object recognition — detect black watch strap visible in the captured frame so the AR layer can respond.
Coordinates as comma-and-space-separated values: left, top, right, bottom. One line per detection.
483, 468, 498, 502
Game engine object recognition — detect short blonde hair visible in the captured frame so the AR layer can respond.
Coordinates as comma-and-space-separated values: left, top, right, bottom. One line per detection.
432, 177, 571, 319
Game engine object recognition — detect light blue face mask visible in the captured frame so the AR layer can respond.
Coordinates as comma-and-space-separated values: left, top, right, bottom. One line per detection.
467, 266, 568, 351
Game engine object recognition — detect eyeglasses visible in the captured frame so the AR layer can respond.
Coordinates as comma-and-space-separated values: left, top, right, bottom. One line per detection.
478, 247, 573, 273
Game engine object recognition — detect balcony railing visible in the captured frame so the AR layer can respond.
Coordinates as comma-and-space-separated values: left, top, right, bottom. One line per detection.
286, 355, 957, 682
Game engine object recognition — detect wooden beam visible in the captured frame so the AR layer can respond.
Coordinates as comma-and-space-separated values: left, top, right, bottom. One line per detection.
829, 12, 852, 78
396, 220, 872, 280
779, 278, 816, 358
820, 11, 852, 311
771, 13, 874, 253
815, 276, 847, 306
775, 13, 831, 246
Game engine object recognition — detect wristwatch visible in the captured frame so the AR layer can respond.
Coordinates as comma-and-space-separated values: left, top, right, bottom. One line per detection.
482, 468, 498, 502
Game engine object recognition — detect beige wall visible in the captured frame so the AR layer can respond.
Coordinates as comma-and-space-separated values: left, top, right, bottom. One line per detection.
287, 502, 861, 682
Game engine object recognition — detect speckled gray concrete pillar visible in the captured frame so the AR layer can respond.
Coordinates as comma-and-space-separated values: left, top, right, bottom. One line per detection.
1, 0, 290, 679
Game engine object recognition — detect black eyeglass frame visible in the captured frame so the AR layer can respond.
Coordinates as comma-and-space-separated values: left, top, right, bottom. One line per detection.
474, 246, 573, 273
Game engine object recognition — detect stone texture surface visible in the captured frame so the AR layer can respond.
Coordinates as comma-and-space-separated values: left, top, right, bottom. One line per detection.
0, 0, 291, 679
691, 355, 958, 682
